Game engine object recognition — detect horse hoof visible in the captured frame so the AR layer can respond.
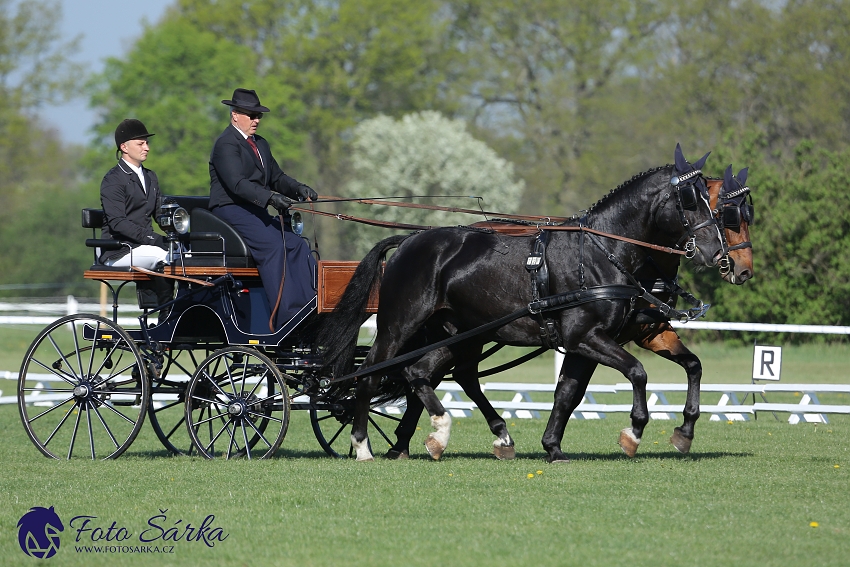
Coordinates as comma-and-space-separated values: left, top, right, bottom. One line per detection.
356, 456, 375, 462
493, 445, 516, 460
385, 449, 409, 460
424, 434, 445, 460
670, 428, 692, 454
618, 428, 640, 458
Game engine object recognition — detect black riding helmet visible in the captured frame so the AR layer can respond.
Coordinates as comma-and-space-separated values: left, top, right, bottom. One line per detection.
114, 119, 155, 156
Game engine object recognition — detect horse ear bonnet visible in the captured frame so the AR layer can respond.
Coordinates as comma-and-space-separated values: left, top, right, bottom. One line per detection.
674, 143, 689, 172
723, 165, 735, 195
737, 167, 748, 187
692, 151, 710, 171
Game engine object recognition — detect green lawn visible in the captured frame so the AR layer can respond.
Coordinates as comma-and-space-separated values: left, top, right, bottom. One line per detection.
0, 405, 848, 567
2, 324, 849, 565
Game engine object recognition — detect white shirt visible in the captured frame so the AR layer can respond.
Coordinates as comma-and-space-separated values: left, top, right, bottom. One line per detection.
122, 159, 146, 193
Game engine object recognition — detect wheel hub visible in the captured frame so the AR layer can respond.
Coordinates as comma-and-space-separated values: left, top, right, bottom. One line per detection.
73, 382, 92, 400
227, 399, 247, 418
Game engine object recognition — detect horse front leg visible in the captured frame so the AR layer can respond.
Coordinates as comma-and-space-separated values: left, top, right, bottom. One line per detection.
542, 352, 597, 463
636, 324, 702, 454
450, 344, 516, 459
575, 331, 650, 458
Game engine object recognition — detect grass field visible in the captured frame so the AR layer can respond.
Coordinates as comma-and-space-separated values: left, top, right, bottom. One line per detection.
0, 406, 848, 566
1, 325, 849, 565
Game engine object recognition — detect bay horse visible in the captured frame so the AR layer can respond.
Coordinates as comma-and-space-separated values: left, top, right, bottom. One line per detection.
380, 164, 754, 461
317, 147, 726, 462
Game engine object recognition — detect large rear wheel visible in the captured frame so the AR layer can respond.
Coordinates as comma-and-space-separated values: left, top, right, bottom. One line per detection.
147, 347, 212, 455
185, 346, 290, 459
17, 314, 149, 459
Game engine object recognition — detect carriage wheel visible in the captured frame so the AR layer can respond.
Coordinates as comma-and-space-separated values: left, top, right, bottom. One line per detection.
17, 314, 150, 460
185, 346, 290, 459
310, 396, 405, 459
147, 347, 211, 455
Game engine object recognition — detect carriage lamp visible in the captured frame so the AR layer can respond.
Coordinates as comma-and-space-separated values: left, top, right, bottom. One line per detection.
291, 211, 304, 235
157, 202, 190, 236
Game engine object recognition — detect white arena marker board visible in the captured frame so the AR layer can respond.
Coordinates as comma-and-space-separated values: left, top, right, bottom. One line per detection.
752, 346, 782, 381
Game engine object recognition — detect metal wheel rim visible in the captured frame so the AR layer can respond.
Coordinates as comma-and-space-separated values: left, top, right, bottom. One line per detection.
185, 346, 290, 460
17, 314, 149, 460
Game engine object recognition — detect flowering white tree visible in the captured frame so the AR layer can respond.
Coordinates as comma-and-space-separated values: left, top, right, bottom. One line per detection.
343, 111, 525, 255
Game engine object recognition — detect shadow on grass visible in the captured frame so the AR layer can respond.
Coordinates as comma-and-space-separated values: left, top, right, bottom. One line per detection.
120, 445, 754, 462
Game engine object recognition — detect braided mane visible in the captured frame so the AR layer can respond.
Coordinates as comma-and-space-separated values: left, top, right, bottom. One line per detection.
569, 164, 672, 221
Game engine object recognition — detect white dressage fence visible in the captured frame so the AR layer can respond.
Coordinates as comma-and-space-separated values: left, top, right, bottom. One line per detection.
3, 313, 848, 424
5, 371, 848, 425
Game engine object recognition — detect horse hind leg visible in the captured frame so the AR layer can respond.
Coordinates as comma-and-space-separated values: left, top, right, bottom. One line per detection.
404, 348, 457, 460
351, 374, 381, 461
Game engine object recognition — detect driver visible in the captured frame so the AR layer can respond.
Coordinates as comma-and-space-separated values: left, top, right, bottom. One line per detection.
209, 88, 318, 329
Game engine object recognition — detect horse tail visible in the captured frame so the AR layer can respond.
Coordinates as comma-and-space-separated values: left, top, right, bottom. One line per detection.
316, 234, 410, 376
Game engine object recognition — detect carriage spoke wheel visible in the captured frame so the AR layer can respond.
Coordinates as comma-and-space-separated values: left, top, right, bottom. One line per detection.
17, 314, 149, 460
185, 346, 290, 459
310, 396, 405, 459
148, 347, 210, 456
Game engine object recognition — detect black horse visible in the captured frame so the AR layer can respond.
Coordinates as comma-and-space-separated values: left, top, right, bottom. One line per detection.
317, 149, 725, 462
379, 165, 755, 462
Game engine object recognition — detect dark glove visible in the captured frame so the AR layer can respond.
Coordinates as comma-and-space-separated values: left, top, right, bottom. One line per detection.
296, 183, 318, 201
268, 192, 293, 213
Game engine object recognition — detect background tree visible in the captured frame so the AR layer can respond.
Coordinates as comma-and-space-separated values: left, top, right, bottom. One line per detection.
0, 0, 88, 296
86, 17, 305, 195
339, 111, 525, 256
174, 0, 454, 190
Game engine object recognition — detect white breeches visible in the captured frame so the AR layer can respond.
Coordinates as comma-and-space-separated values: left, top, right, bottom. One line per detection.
104, 246, 171, 270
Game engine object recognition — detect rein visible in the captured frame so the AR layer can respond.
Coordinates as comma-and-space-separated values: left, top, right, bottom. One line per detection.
309, 195, 570, 223
292, 206, 690, 256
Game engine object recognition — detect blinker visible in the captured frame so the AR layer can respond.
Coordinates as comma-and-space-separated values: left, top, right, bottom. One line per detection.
722, 204, 741, 228
679, 185, 698, 211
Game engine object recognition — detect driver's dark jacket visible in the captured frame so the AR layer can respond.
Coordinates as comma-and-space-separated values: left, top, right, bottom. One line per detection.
99, 159, 165, 263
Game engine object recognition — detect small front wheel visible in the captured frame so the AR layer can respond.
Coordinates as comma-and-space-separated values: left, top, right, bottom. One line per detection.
17, 314, 149, 459
185, 346, 290, 459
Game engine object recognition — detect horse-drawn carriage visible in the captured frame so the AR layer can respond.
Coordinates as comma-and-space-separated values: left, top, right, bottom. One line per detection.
16, 145, 754, 462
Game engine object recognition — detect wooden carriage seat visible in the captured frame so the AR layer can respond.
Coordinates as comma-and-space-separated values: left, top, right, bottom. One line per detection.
82, 198, 259, 281
81, 198, 374, 313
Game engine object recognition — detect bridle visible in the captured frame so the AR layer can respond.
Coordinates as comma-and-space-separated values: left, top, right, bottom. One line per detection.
714, 179, 754, 276
667, 168, 723, 259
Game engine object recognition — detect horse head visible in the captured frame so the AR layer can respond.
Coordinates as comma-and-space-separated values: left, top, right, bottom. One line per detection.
709, 165, 754, 284
658, 143, 725, 267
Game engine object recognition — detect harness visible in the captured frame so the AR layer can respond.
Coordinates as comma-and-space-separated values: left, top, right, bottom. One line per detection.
521, 179, 715, 347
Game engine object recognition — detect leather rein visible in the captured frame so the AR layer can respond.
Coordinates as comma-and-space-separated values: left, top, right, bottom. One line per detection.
292, 200, 688, 256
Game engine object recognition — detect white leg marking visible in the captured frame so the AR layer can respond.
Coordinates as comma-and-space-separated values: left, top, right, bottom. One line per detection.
493, 431, 514, 448
430, 413, 451, 449
351, 434, 374, 461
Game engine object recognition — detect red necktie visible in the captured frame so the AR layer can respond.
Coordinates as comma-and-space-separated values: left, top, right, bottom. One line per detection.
246, 137, 263, 166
